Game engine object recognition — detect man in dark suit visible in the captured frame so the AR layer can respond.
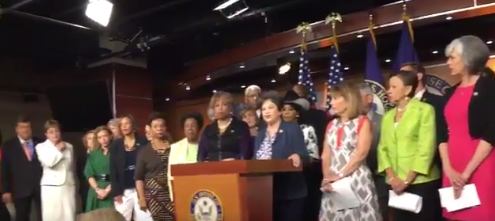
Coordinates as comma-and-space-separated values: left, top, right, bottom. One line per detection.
0, 130, 11, 221
1, 116, 42, 221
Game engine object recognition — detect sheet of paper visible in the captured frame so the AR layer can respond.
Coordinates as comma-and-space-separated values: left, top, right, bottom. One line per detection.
438, 184, 480, 212
388, 190, 423, 213
329, 177, 360, 210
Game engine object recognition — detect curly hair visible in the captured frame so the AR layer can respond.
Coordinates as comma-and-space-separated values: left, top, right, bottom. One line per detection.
180, 112, 204, 129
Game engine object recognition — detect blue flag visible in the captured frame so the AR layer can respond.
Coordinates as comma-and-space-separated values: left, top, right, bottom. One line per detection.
298, 49, 317, 103
392, 19, 419, 71
365, 29, 392, 114
326, 45, 343, 110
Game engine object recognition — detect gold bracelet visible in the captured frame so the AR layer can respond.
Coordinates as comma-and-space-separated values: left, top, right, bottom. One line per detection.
388, 177, 395, 182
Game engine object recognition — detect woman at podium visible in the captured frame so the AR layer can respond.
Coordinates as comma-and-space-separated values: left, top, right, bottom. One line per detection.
135, 112, 174, 220
198, 92, 252, 161
254, 91, 309, 221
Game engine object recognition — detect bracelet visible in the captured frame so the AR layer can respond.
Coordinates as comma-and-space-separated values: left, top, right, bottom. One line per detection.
404, 180, 410, 185
388, 177, 395, 182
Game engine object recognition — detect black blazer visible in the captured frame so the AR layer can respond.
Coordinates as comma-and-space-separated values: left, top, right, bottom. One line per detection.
109, 135, 148, 197
439, 69, 495, 146
1, 137, 42, 199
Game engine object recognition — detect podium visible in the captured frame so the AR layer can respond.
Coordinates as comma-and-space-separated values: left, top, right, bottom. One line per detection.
171, 160, 301, 221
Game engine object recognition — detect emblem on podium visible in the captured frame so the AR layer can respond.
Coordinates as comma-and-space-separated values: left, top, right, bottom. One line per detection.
190, 190, 224, 221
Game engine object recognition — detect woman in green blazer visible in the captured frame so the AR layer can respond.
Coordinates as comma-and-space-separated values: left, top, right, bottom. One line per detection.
377, 70, 441, 221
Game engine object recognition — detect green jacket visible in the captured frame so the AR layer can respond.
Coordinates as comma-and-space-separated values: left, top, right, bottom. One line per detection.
377, 99, 440, 184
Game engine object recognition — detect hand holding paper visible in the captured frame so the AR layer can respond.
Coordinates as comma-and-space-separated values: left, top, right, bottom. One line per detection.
438, 184, 480, 212
388, 190, 423, 214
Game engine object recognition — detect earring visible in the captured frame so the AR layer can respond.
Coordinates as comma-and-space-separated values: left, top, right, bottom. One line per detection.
405, 97, 410, 101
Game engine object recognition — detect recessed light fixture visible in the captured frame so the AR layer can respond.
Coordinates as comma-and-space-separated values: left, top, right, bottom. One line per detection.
344, 66, 349, 71
165, 97, 170, 101
432, 50, 439, 54
385, 59, 391, 63
206, 75, 211, 81
241, 85, 246, 88
186, 85, 190, 90
446, 16, 453, 20
278, 62, 291, 75
289, 49, 295, 54
212, 90, 217, 93
239, 64, 245, 68
271, 79, 276, 83
357, 34, 363, 38
487, 40, 493, 45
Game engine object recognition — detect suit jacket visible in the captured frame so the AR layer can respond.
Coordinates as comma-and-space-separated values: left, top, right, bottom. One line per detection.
377, 99, 440, 184
254, 120, 310, 200
0, 137, 43, 199
168, 138, 198, 201
109, 135, 148, 197
36, 140, 76, 186
439, 69, 495, 146
365, 111, 382, 176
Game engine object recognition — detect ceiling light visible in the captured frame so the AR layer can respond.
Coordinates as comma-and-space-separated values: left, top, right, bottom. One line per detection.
289, 49, 295, 54
165, 98, 170, 101
357, 34, 363, 38
446, 16, 453, 20
432, 50, 439, 54
214, 0, 240, 11
226, 7, 249, 19
212, 90, 217, 93
241, 85, 246, 88
239, 64, 245, 69
278, 62, 291, 75
344, 66, 349, 70
385, 59, 391, 63
185, 85, 190, 90
85, 0, 113, 27
487, 40, 493, 45
271, 79, 276, 83
206, 75, 211, 81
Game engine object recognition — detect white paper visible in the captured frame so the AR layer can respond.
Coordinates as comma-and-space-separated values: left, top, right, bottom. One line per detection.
328, 177, 361, 210
438, 184, 480, 212
388, 190, 423, 213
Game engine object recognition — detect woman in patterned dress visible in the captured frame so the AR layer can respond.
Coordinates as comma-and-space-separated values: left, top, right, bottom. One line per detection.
84, 126, 114, 212
319, 81, 381, 221
135, 112, 175, 220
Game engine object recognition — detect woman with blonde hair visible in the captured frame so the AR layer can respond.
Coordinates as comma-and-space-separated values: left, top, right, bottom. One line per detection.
108, 118, 121, 139
319, 81, 381, 221
36, 120, 76, 221
84, 126, 114, 212
82, 130, 96, 153
198, 91, 251, 161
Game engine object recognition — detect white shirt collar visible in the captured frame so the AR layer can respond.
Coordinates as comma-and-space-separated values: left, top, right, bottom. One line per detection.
18, 136, 32, 144
414, 89, 426, 100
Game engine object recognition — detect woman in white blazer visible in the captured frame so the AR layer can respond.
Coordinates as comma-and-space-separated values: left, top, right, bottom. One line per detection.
36, 120, 76, 221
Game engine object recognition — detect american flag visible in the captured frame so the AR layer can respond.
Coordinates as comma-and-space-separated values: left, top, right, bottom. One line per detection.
298, 49, 317, 103
326, 45, 343, 110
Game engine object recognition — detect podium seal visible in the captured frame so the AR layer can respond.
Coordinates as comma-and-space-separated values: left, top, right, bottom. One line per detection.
190, 190, 224, 221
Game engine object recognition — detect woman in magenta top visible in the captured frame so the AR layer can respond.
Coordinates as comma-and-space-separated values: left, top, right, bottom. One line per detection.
440, 35, 495, 221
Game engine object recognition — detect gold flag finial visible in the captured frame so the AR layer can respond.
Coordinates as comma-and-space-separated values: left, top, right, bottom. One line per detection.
297, 22, 312, 51
325, 12, 342, 52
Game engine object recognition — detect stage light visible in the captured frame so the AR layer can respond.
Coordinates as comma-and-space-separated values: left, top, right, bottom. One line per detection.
241, 85, 246, 88
278, 62, 291, 75
385, 59, 391, 63
165, 98, 170, 101
357, 34, 363, 38
344, 66, 349, 70
239, 64, 245, 69
271, 79, 276, 83
487, 40, 493, 45
214, 0, 240, 11
432, 50, 439, 54
206, 75, 211, 81
289, 49, 295, 54
446, 16, 453, 20
212, 90, 217, 93
214, 0, 249, 19
85, 0, 113, 27
186, 85, 190, 90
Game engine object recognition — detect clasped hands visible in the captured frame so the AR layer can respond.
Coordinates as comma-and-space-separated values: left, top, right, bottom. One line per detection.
320, 173, 342, 192
445, 167, 470, 199
95, 187, 111, 200
389, 177, 409, 195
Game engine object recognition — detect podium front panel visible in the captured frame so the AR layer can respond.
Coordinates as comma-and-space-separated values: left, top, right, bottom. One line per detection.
174, 174, 243, 221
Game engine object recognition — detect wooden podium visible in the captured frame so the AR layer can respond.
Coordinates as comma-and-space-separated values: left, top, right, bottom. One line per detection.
171, 160, 301, 221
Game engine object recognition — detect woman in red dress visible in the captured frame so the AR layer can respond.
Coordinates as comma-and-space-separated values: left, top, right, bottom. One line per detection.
440, 35, 495, 221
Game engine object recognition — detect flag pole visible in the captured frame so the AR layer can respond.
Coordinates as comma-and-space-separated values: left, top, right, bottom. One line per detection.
325, 13, 342, 52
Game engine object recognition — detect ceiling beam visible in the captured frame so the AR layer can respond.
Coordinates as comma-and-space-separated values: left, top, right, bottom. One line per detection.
164, 0, 495, 99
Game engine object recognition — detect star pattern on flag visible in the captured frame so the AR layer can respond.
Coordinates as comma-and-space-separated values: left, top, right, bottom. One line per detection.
298, 50, 317, 103
326, 45, 344, 110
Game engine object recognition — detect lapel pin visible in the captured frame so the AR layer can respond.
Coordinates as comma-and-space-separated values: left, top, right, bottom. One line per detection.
473, 92, 478, 96
279, 129, 284, 133
231, 129, 235, 133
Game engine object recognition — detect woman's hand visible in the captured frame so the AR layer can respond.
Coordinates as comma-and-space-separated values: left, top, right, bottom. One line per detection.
322, 173, 341, 185
138, 197, 148, 211
222, 158, 235, 161
445, 167, 466, 189
95, 188, 107, 199
114, 195, 123, 205
288, 154, 301, 167
390, 178, 407, 195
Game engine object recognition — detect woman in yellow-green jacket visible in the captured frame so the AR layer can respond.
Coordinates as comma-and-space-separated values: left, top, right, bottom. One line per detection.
377, 70, 441, 221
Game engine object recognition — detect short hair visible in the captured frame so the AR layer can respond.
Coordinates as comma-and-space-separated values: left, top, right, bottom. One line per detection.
356, 82, 372, 95
238, 106, 259, 123
208, 91, 235, 112
108, 118, 121, 127
82, 130, 95, 149
244, 85, 261, 96
180, 112, 204, 129
329, 81, 365, 119
17, 115, 31, 125
445, 35, 490, 75
393, 70, 419, 98
293, 84, 309, 98
44, 119, 61, 132
119, 114, 138, 132
147, 112, 166, 126
76, 208, 125, 221
259, 91, 283, 110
